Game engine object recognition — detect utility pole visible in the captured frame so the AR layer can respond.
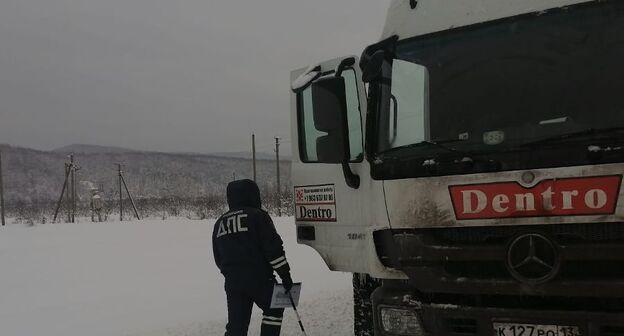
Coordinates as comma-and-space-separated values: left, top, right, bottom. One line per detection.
117, 163, 140, 221
74, 163, 81, 223
0, 151, 5, 227
252, 133, 257, 181
275, 136, 281, 217
53, 157, 74, 223
118, 163, 123, 221
65, 163, 71, 222
70, 154, 76, 223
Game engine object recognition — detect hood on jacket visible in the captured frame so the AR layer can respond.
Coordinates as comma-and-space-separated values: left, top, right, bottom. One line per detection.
227, 179, 262, 210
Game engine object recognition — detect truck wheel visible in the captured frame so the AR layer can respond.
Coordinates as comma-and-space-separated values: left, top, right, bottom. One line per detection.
353, 273, 381, 336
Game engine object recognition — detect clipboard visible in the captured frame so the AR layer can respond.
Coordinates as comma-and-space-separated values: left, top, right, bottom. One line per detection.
270, 282, 302, 309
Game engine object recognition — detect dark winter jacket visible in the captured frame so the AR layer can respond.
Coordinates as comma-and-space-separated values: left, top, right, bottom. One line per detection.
212, 180, 291, 283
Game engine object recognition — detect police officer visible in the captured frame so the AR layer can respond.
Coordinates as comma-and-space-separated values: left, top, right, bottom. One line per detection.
213, 179, 294, 336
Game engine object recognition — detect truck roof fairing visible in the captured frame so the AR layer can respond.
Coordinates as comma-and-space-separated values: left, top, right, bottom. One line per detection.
382, 0, 596, 40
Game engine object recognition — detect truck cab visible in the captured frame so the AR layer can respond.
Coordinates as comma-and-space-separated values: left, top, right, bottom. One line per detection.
290, 1, 624, 335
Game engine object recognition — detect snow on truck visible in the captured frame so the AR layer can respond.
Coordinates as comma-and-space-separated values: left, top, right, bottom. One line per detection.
289, 0, 624, 335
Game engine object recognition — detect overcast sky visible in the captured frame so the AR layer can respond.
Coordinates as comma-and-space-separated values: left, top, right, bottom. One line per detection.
0, 0, 389, 154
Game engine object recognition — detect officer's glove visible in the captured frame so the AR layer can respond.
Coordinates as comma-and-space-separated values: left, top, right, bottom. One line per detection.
281, 273, 294, 293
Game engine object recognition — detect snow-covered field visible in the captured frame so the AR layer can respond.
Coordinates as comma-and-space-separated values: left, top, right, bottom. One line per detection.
0, 217, 354, 336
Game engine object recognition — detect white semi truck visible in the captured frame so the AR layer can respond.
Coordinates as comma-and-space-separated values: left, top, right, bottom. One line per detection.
290, 1, 624, 335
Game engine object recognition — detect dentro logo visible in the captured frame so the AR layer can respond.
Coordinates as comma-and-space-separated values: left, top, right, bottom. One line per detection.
449, 175, 622, 220
294, 184, 337, 222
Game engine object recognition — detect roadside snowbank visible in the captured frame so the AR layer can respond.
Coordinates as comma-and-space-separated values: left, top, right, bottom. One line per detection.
0, 218, 353, 336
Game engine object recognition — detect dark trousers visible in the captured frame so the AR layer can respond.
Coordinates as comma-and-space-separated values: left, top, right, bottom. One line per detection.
224, 277, 285, 336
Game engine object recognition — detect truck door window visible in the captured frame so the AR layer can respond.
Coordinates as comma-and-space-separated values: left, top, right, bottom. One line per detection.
297, 69, 363, 162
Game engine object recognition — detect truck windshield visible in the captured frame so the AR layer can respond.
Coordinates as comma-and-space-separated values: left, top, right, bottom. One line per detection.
377, 1, 624, 155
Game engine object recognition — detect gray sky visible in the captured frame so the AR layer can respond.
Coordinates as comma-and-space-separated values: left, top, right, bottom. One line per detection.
0, 0, 389, 154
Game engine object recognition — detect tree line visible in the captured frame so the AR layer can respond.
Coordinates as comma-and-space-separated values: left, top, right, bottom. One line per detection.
4, 185, 294, 225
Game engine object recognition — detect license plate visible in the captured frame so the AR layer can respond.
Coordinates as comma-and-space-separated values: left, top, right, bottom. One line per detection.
493, 323, 582, 336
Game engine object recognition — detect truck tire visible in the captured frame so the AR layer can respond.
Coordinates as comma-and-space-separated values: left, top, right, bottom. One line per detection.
353, 273, 382, 336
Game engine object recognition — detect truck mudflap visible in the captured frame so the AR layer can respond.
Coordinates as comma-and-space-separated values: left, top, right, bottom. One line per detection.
372, 286, 624, 336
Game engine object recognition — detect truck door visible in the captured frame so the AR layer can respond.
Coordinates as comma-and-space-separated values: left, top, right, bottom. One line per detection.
289, 56, 391, 276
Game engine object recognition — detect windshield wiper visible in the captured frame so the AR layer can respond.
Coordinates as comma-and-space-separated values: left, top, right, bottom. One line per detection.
381, 139, 462, 154
521, 127, 624, 147
379, 139, 467, 157
377, 139, 505, 172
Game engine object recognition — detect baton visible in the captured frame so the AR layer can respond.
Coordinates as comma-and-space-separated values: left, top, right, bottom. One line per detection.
288, 291, 308, 336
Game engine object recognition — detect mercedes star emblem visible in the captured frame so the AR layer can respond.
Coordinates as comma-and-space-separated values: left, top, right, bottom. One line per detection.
506, 233, 560, 284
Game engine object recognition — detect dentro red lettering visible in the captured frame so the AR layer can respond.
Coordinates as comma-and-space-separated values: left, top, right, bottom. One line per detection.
449, 176, 621, 220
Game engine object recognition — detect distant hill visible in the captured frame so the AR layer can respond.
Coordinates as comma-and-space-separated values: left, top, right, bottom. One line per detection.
0, 144, 291, 204
53, 144, 141, 154
211, 151, 288, 161
53, 144, 289, 160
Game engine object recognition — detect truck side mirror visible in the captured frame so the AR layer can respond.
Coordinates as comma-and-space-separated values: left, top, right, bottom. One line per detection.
311, 76, 350, 163
362, 50, 385, 83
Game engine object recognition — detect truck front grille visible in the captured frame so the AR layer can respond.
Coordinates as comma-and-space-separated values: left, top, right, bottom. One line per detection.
443, 260, 624, 281
430, 222, 624, 245
374, 222, 624, 298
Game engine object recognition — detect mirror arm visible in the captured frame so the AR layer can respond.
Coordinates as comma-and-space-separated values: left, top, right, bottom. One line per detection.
391, 94, 398, 141
291, 65, 322, 93
335, 57, 356, 78
341, 162, 360, 189
360, 35, 398, 74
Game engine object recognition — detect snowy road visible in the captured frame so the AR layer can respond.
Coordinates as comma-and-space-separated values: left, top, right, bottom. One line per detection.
0, 218, 354, 336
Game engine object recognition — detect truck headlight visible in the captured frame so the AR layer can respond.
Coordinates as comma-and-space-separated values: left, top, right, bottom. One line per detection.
379, 306, 422, 335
